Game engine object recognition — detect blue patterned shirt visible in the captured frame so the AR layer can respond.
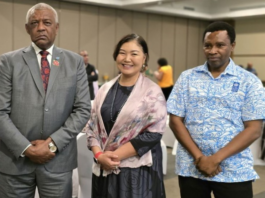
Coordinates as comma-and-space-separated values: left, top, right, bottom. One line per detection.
167, 59, 265, 182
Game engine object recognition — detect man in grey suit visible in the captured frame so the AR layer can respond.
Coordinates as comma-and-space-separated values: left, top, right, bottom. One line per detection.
0, 3, 90, 198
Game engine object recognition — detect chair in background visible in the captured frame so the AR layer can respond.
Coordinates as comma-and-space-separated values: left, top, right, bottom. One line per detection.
34, 188, 39, 198
172, 140, 179, 155
76, 132, 94, 198
162, 115, 175, 148
72, 168, 79, 198
161, 140, 167, 175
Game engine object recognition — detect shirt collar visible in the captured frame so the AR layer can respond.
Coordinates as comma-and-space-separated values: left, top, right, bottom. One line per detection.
194, 58, 239, 76
31, 42, 54, 56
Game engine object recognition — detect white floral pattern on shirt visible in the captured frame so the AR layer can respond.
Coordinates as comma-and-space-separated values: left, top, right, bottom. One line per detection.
167, 59, 265, 182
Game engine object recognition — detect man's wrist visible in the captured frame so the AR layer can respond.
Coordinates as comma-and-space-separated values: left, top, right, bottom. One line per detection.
46, 137, 53, 143
212, 152, 223, 164
194, 155, 203, 164
47, 138, 57, 153
21, 144, 32, 157
23, 145, 34, 157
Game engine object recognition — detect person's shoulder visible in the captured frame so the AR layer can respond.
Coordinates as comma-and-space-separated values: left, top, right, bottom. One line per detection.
162, 65, 172, 71
88, 63, 96, 69
143, 75, 161, 89
234, 65, 262, 87
57, 47, 82, 59
179, 65, 201, 78
158, 67, 164, 72
1, 47, 28, 58
236, 65, 259, 79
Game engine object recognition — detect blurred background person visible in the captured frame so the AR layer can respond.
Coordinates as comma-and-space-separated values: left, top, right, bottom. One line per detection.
80, 50, 98, 100
154, 58, 174, 100
93, 69, 99, 97
246, 62, 258, 76
85, 33, 167, 198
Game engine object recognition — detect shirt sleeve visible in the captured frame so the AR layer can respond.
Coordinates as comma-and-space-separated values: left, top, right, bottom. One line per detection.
242, 80, 265, 121
130, 131, 162, 157
20, 144, 32, 157
167, 73, 186, 117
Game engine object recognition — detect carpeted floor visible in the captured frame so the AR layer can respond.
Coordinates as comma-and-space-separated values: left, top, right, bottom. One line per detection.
254, 191, 265, 198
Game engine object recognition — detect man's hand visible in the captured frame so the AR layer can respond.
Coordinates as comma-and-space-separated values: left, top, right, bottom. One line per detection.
24, 138, 55, 164
195, 155, 222, 177
91, 71, 95, 76
31, 139, 45, 146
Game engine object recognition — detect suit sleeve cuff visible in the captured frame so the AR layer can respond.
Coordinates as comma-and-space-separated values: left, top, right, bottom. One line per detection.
20, 144, 32, 157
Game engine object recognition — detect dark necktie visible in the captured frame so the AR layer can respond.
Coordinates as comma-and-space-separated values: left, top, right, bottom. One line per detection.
40, 50, 50, 93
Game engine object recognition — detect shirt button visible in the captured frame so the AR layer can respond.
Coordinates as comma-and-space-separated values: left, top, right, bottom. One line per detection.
45, 108, 49, 112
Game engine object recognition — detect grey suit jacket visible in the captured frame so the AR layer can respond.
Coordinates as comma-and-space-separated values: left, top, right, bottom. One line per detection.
0, 46, 91, 175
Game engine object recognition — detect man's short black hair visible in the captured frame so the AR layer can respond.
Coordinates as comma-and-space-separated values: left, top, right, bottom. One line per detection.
202, 21, 236, 44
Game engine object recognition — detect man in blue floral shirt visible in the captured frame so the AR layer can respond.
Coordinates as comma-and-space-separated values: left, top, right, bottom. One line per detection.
167, 21, 265, 198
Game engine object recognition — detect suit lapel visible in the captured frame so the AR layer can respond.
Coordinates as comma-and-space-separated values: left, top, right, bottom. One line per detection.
46, 46, 62, 98
22, 46, 45, 98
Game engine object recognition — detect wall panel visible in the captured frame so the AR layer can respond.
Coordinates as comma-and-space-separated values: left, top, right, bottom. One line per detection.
174, 18, 188, 81
235, 17, 265, 81
0, 0, 13, 54
14, 0, 37, 50
147, 14, 162, 74
79, 5, 99, 67
235, 17, 265, 55
161, 16, 175, 71
98, 7, 116, 80
198, 21, 208, 65
116, 10, 132, 42
186, 20, 200, 69
59, 2, 79, 53
132, 12, 147, 39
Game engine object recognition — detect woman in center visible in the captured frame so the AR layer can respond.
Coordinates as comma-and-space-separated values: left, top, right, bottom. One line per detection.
85, 33, 167, 198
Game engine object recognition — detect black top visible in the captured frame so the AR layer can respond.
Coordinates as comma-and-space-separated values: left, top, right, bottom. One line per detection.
101, 81, 134, 135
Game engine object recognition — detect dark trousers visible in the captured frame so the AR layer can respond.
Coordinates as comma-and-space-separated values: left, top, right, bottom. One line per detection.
161, 86, 173, 101
179, 176, 253, 198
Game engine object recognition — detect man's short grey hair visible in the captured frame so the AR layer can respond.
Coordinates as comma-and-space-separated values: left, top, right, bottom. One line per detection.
26, 3, 58, 24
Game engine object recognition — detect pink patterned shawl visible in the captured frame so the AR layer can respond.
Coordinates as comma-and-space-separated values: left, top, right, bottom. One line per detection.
84, 74, 167, 176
